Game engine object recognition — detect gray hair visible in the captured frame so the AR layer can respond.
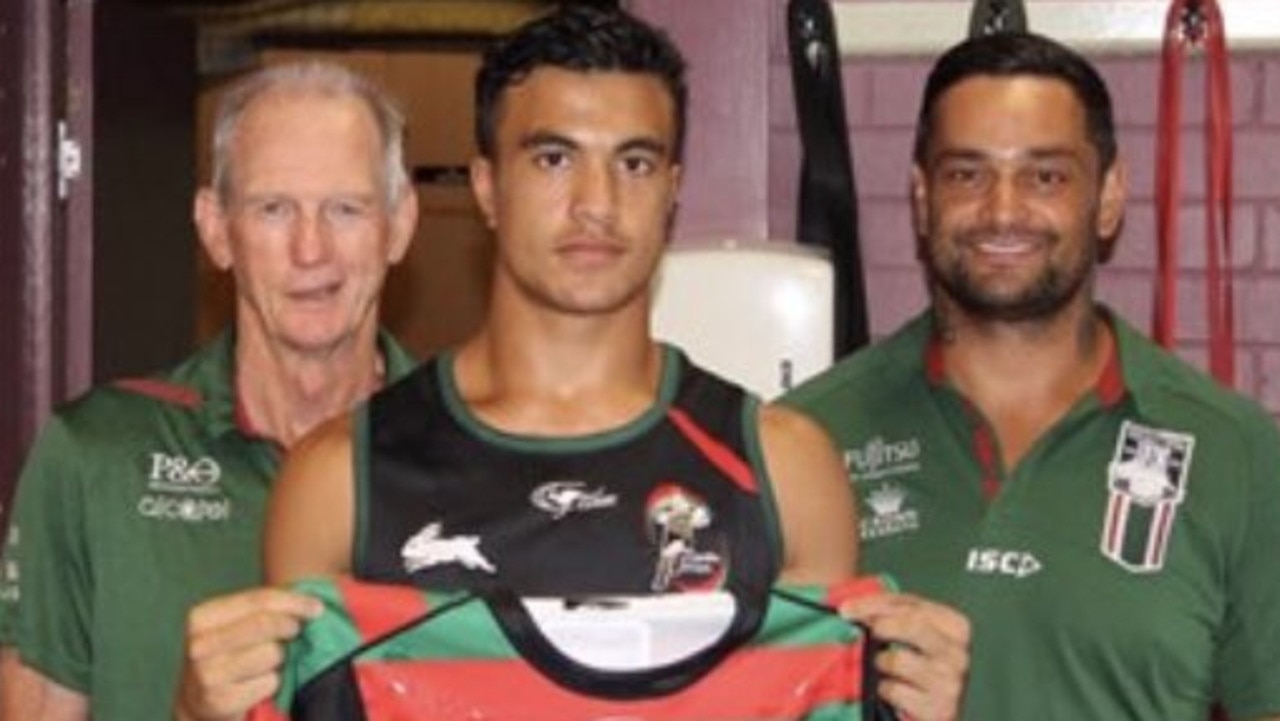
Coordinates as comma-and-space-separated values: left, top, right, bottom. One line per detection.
209, 61, 409, 204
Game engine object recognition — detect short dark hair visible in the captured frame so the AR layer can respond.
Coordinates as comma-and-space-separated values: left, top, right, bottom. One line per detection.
913, 32, 1116, 172
475, 4, 687, 160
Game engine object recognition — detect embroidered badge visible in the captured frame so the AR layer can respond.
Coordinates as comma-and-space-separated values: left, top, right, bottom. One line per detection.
645, 483, 723, 592
1100, 420, 1195, 573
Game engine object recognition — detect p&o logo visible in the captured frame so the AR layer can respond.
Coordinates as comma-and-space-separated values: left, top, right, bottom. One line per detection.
138, 452, 231, 523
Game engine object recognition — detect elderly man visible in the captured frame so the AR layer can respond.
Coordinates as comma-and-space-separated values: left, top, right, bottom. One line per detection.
0, 61, 419, 720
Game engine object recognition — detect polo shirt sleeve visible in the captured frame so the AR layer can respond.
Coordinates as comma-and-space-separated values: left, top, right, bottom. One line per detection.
0, 416, 94, 694
1214, 411, 1280, 718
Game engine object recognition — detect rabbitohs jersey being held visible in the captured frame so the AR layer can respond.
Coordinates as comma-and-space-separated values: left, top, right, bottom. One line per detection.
354, 345, 781, 598
249, 576, 900, 721
783, 309, 1280, 721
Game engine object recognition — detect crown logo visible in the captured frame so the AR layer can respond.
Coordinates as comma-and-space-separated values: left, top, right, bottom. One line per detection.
867, 484, 906, 517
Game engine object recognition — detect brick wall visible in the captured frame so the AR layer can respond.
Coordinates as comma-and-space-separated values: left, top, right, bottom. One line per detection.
769, 45, 1280, 417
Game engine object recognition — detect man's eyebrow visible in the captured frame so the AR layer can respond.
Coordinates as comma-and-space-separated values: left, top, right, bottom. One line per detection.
518, 131, 578, 151
932, 146, 1084, 163
617, 137, 669, 157
516, 132, 670, 158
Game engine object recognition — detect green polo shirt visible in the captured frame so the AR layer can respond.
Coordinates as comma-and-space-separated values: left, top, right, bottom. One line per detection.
784, 309, 1280, 720
0, 331, 415, 721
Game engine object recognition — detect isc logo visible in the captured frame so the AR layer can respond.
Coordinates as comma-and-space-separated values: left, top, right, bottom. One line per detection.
966, 547, 1042, 578
147, 452, 221, 489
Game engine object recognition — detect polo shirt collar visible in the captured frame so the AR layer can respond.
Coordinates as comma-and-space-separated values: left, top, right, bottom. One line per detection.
920, 305, 1132, 410
200, 329, 416, 442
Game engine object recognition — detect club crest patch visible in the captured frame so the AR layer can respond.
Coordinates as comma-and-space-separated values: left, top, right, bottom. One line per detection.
645, 483, 725, 592
1100, 420, 1195, 573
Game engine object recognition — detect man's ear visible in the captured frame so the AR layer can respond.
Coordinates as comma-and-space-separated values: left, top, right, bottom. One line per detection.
194, 188, 233, 271
910, 163, 929, 249
470, 156, 497, 230
386, 186, 419, 265
1097, 157, 1127, 239
1096, 158, 1128, 262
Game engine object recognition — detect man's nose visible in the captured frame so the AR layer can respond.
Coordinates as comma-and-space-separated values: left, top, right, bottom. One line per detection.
571, 159, 618, 227
981, 173, 1024, 227
290, 207, 333, 266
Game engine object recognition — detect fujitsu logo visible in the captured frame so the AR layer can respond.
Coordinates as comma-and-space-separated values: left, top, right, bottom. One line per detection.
844, 436, 921, 482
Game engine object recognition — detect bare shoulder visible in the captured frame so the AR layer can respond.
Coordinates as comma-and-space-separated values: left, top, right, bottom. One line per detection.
757, 402, 858, 584
758, 403, 838, 451
264, 413, 358, 584
291, 411, 355, 462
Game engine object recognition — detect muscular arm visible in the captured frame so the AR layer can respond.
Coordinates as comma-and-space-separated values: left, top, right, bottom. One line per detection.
0, 649, 88, 721
758, 403, 858, 584
264, 413, 359, 585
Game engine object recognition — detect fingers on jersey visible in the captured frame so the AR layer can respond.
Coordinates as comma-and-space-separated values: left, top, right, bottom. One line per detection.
840, 592, 970, 721
177, 588, 322, 721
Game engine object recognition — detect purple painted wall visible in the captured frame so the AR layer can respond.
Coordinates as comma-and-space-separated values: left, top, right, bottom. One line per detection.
631, 0, 774, 241
634, 0, 1280, 418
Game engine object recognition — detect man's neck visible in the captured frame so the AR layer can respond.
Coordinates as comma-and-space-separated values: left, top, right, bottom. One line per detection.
234, 326, 384, 448
934, 298, 1112, 468
454, 298, 662, 437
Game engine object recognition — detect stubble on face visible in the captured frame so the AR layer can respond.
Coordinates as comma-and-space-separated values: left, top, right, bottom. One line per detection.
915, 76, 1110, 332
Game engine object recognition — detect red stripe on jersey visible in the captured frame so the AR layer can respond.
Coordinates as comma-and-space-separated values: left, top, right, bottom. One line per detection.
1104, 494, 1127, 555
355, 644, 862, 720
338, 577, 431, 643
924, 333, 947, 385
970, 416, 1001, 500
666, 408, 756, 493
112, 378, 202, 408
1095, 331, 1127, 407
245, 700, 289, 721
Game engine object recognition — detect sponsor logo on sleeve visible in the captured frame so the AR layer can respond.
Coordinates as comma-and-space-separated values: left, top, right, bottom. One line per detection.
0, 525, 19, 603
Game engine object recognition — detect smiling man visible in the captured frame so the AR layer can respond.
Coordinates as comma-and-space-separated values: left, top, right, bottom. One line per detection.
784, 32, 1280, 720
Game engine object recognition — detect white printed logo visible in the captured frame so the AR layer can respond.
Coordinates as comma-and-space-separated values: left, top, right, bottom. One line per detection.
860, 483, 920, 541
844, 436, 922, 482
0, 524, 19, 604
966, 548, 1043, 578
401, 522, 496, 575
138, 452, 230, 523
530, 481, 618, 520
147, 452, 222, 493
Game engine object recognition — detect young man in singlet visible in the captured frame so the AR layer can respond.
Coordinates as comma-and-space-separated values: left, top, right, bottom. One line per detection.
177, 9, 970, 721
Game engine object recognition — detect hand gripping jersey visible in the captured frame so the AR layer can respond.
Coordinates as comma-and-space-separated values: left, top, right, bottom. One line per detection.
355, 347, 780, 597
250, 576, 898, 721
